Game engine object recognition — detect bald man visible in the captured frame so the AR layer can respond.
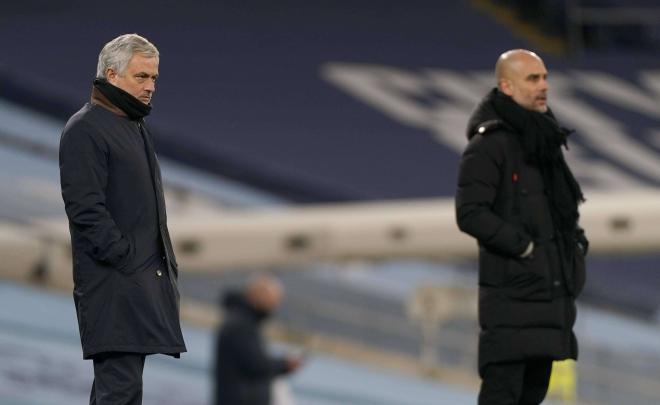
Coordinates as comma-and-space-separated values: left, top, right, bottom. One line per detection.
214, 275, 303, 405
456, 50, 588, 405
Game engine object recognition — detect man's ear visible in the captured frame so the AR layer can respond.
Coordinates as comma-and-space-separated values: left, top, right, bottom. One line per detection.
499, 79, 514, 96
106, 68, 117, 84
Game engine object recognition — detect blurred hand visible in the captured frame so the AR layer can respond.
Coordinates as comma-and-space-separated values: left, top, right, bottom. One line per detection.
285, 354, 304, 373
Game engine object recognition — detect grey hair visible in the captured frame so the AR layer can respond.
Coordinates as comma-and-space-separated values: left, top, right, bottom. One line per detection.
96, 33, 159, 78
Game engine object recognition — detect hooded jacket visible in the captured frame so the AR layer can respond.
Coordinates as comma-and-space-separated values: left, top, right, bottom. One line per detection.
455, 89, 585, 374
59, 86, 186, 359
214, 290, 291, 405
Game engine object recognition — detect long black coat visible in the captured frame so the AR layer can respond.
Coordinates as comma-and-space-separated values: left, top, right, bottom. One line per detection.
59, 92, 186, 359
214, 291, 290, 405
455, 91, 586, 375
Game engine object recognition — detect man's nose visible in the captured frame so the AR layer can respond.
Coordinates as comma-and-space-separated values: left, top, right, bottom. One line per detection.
145, 79, 156, 93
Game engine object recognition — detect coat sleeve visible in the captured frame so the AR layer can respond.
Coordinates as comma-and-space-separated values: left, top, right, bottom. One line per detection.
225, 322, 290, 378
575, 224, 589, 255
59, 121, 133, 269
455, 135, 531, 257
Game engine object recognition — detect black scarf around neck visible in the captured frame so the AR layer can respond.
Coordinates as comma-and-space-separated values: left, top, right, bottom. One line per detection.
490, 89, 585, 257
93, 78, 151, 120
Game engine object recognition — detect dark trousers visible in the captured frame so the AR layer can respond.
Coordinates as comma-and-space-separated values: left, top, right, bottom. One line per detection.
89, 352, 146, 405
478, 359, 553, 405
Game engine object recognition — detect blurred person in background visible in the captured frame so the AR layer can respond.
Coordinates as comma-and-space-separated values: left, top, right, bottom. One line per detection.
59, 33, 186, 404
214, 274, 303, 405
455, 49, 588, 405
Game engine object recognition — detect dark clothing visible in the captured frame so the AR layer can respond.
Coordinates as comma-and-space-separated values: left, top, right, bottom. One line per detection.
94, 78, 152, 120
214, 292, 290, 405
60, 86, 186, 359
90, 352, 146, 405
488, 89, 585, 266
478, 359, 553, 405
455, 89, 587, 375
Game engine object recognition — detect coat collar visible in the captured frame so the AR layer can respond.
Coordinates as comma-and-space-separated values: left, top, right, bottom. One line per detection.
90, 85, 127, 117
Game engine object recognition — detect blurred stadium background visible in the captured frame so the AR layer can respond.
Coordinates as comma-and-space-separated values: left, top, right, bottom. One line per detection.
1, 0, 660, 404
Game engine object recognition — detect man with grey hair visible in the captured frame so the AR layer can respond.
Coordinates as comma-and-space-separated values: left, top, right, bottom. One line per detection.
456, 49, 587, 404
59, 33, 186, 404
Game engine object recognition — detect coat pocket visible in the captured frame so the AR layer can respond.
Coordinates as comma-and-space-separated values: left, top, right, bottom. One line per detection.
116, 234, 138, 275
478, 249, 506, 287
504, 244, 552, 301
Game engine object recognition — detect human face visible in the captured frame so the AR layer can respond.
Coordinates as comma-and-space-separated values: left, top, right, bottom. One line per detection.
248, 278, 284, 313
501, 55, 548, 113
106, 53, 159, 105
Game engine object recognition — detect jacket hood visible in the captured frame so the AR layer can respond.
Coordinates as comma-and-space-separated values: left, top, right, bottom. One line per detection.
222, 289, 247, 310
466, 88, 501, 140
221, 289, 271, 322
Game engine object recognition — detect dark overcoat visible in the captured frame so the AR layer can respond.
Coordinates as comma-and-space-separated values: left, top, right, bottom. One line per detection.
59, 91, 186, 359
455, 92, 586, 375
214, 291, 290, 405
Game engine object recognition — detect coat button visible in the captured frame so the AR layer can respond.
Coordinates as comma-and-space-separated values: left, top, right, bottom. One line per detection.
553, 280, 560, 287
156, 269, 163, 277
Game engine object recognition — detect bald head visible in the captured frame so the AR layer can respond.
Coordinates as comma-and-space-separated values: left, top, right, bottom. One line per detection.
496, 49, 541, 84
495, 49, 549, 112
246, 274, 284, 313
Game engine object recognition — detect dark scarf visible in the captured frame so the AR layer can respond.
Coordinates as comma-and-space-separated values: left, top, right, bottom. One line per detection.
491, 89, 585, 257
93, 78, 151, 120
